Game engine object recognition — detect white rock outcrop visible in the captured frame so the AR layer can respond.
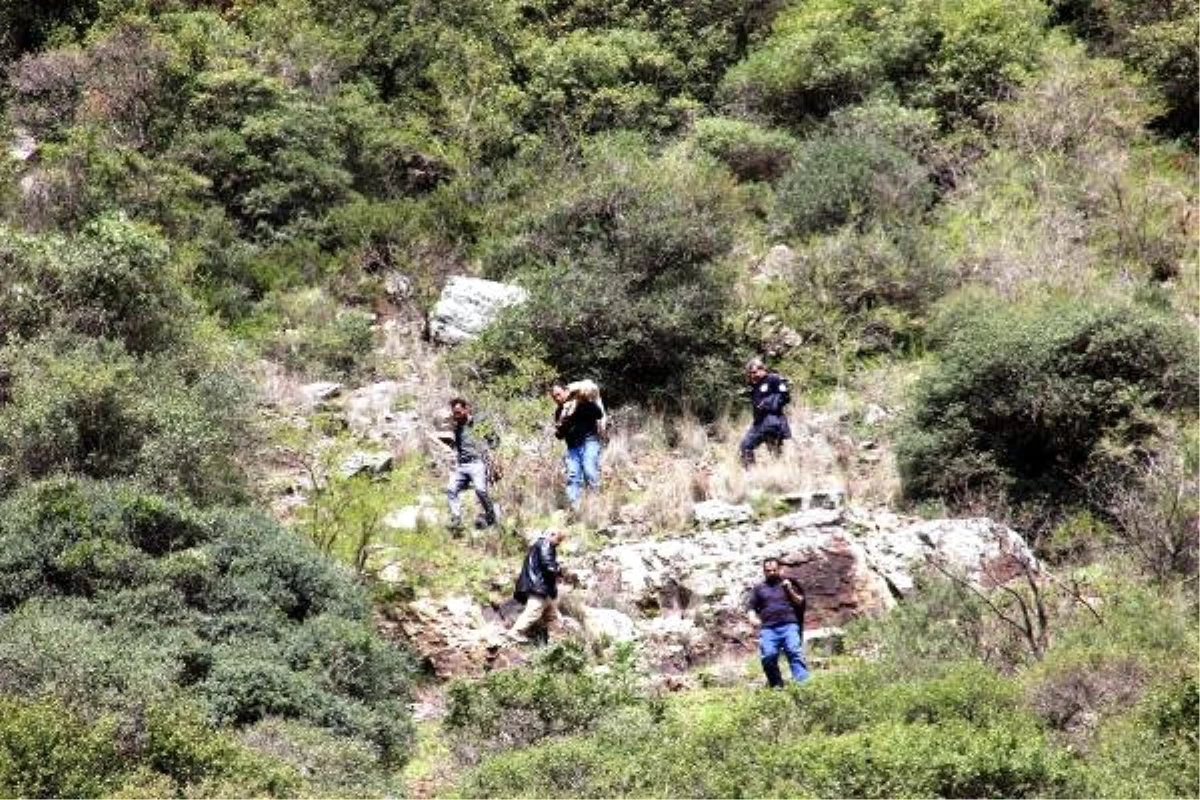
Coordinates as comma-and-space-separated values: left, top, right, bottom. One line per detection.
428, 276, 528, 345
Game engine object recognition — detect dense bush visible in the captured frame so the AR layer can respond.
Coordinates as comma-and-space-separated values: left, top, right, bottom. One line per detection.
719, 0, 1047, 126
473, 136, 742, 415
0, 216, 190, 354
455, 665, 1076, 798
0, 478, 416, 769
0, 695, 301, 799
897, 294, 1198, 519
521, 29, 690, 136
1051, 0, 1198, 139
0, 334, 250, 504
689, 116, 798, 182
772, 132, 934, 237
444, 641, 646, 763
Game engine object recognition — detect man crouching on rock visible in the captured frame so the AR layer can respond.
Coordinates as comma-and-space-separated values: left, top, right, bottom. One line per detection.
747, 557, 809, 687
507, 529, 568, 644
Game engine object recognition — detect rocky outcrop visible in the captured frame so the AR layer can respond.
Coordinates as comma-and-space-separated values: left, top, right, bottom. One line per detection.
381, 506, 1038, 677
380, 594, 527, 679
428, 276, 528, 345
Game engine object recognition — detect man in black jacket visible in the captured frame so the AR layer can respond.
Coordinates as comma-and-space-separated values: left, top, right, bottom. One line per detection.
747, 557, 809, 687
550, 381, 605, 509
508, 529, 567, 643
740, 357, 793, 467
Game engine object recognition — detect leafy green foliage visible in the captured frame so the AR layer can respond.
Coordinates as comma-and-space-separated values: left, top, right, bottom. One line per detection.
475, 135, 741, 414
0, 333, 250, 504
897, 294, 1198, 518
0, 478, 416, 770
0, 695, 301, 799
445, 641, 647, 762
772, 131, 933, 237
1051, 0, 1198, 138
0, 216, 189, 354
455, 665, 1076, 798
690, 116, 798, 182
719, 0, 1047, 126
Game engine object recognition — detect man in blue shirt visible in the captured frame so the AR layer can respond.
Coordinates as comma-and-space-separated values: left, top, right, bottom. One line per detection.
740, 357, 792, 467
747, 557, 809, 687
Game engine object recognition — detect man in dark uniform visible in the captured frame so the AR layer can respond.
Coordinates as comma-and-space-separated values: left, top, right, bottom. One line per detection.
747, 557, 809, 687
740, 356, 792, 467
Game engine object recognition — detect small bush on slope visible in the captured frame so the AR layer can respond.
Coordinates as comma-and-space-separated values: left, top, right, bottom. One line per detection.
896, 293, 1197, 522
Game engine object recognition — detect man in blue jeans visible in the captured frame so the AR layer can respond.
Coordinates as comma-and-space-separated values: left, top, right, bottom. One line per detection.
550, 381, 605, 509
747, 557, 809, 687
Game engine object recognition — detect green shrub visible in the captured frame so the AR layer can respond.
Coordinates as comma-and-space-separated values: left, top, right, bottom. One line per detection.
444, 641, 646, 763
772, 131, 933, 237
0, 334, 250, 503
719, 0, 1047, 126
239, 718, 400, 797
0, 693, 302, 799
897, 294, 1198, 519
690, 117, 799, 182
0, 216, 190, 354
521, 28, 689, 135
0, 478, 416, 768
476, 135, 741, 415
1051, 0, 1198, 139
241, 288, 376, 380
455, 668, 1074, 798
0, 695, 124, 798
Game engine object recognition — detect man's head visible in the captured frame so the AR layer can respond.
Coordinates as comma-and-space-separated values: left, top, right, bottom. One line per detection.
762, 557, 782, 582
746, 357, 768, 384
450, 397, 471, 423
549, 383, 569, 405
548, 528, 567, 545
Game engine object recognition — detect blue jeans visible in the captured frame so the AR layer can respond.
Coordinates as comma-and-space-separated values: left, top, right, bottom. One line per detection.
759, 623, 808, 687
565, 435, 602, 507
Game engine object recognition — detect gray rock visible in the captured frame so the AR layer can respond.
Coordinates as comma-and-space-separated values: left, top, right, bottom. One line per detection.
344, 381, 422, 442
383, 505, 440, 531
429, 276, 529, 345
381, 505, 1040, 680
692, 499, 754, 528
755, 244, 796, 280
859, 517, 1037, 596
9, 129, 36, 161
338, 450, 394, 479
384, 272, 412, 301
301, 381, 344, 404
863, 403, 890, 426
580, 606, 639, 643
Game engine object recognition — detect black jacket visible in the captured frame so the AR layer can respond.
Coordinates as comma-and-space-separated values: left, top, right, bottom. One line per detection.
514, 536, 561, 601
748, 371, 792, 439
554, 400, 604, 448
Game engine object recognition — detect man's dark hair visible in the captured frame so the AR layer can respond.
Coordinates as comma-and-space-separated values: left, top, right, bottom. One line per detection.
450, 397, 469, 409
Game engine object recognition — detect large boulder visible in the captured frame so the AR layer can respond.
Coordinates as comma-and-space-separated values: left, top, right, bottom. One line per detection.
428, 276, 528, 345
381, 506, 1040, 678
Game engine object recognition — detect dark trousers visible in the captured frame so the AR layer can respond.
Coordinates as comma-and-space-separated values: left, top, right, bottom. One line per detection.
740, 424, 784, 466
